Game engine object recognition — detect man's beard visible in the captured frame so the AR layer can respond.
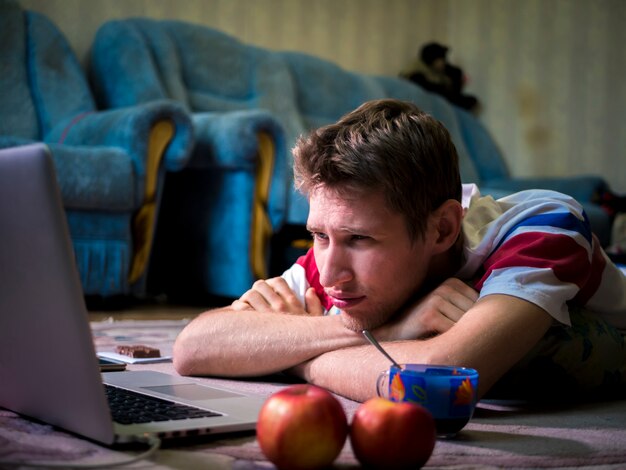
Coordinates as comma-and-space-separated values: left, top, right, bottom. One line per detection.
339, 306, 394, 332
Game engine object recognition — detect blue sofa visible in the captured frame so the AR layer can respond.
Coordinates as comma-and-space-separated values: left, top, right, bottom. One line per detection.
90, 19, 289, 300
1, 4, 194, 297
90, 18, 612, 297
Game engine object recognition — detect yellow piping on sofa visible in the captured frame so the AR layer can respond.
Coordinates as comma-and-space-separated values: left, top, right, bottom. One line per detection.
251, 132, 275, 281
129, 119, 174, 284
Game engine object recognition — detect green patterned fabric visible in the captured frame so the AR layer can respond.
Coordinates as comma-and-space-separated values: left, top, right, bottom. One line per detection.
490, 307, 626, 400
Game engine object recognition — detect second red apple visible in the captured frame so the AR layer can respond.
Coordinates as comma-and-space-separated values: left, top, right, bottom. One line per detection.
350, 397, 436, 469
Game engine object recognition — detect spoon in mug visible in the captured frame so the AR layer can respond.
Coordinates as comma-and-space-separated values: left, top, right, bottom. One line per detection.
362, 330, 403, 369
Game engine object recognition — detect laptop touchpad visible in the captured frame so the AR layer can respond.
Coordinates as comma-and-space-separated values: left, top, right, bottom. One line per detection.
142, 384, 243, 400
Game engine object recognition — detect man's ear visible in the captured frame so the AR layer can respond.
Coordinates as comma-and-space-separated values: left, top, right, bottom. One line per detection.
430, 199, 463, 254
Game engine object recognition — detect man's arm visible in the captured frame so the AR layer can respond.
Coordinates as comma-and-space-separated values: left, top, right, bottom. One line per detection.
173, 308, 364, 377
292, 294, 553, 402
173, 276, 478, 378
173, 277, 359, 377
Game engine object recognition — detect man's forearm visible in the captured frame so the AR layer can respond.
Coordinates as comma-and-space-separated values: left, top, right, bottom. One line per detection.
294, 295, 554, 402
173, 307, 365, 377
292, 343, 402, 402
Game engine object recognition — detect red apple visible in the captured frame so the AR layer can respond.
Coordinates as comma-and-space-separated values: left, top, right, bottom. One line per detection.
350, 397, 436, 470
256, 384, 349, 470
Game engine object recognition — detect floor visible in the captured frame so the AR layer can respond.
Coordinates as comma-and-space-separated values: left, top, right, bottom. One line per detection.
87, 301, 210, 322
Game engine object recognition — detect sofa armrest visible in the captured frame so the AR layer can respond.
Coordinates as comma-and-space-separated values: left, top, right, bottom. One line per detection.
45, 99, 194, 177
483, 176, 609, 204
46, 100, 194, 285
191, 109, 288, 229
190, 109, 285, 168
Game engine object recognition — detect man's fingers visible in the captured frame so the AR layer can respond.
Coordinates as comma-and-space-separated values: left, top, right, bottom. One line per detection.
231, 299, 253, 311
445, 292, 475, 318
437, 300, 469, 323
265, 277, 305, 309
233, 289, 270, 312
450, 278, 479, 301
238, 277, 313, 315
263, 277, 315, 314
434, 278, 478, 318
305, 287, 324, 316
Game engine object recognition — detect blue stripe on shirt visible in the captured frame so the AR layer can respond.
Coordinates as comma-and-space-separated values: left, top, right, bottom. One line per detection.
490, 211, 592, 259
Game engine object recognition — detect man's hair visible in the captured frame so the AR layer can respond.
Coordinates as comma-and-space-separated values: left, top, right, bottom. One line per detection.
293, 99, 462, 241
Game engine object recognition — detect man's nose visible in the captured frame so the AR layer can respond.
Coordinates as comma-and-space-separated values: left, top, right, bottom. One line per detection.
318, 244, 352, 287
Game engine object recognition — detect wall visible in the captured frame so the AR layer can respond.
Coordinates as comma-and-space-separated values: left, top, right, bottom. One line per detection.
21, 0, 626, 192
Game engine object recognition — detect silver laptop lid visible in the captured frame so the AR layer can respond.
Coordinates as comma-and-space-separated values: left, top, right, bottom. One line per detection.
0, 144, 115, 445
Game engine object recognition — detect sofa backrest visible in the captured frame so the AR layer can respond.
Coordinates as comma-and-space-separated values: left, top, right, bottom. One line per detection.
0, 3, 95, 142
91, 19, 307, 147
91, 18, 511, 218
278, 51, 387, 129
453, 107, 510, 182
89, 19, 182, 109
0, 3, 38, 140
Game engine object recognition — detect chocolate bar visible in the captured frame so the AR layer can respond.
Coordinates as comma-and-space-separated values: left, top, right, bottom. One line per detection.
115, 344, 161, 358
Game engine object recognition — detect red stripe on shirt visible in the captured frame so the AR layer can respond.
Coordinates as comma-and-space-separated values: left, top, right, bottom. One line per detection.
476, 231, 604, 306
296, 248, 334, 311
577, 234, 606, 305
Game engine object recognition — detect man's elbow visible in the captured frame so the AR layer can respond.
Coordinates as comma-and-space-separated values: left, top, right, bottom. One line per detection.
172, 335, 198, 376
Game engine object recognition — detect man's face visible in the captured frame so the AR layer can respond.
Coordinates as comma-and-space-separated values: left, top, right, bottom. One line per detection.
307, 186, 435, 331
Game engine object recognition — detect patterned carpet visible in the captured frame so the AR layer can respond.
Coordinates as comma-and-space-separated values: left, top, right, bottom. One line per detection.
1, 318, 625, 469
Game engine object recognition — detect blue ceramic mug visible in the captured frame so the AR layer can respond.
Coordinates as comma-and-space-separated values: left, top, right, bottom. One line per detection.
377, 364, 479, 437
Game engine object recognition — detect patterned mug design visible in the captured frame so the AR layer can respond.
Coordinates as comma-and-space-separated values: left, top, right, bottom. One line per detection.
377, 364, 479, 437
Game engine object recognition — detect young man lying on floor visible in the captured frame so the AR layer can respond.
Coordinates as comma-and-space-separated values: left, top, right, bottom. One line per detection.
173, 99, 626, 402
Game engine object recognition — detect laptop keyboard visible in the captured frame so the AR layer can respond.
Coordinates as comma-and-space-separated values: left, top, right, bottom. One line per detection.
105, 385, 221, 425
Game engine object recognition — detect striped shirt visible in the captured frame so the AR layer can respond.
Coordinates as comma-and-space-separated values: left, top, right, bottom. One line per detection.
282, 185, 626, 329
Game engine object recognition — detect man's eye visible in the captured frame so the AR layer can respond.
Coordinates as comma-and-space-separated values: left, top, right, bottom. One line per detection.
351, 235, 369, 242
310, 232, 328, 241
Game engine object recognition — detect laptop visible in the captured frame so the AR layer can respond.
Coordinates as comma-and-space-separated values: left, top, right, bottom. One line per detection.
0, 144, 264, 446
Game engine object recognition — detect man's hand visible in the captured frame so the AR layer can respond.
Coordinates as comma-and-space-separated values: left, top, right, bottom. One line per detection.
231, 277, 325, 316
375, 278, 478, 341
